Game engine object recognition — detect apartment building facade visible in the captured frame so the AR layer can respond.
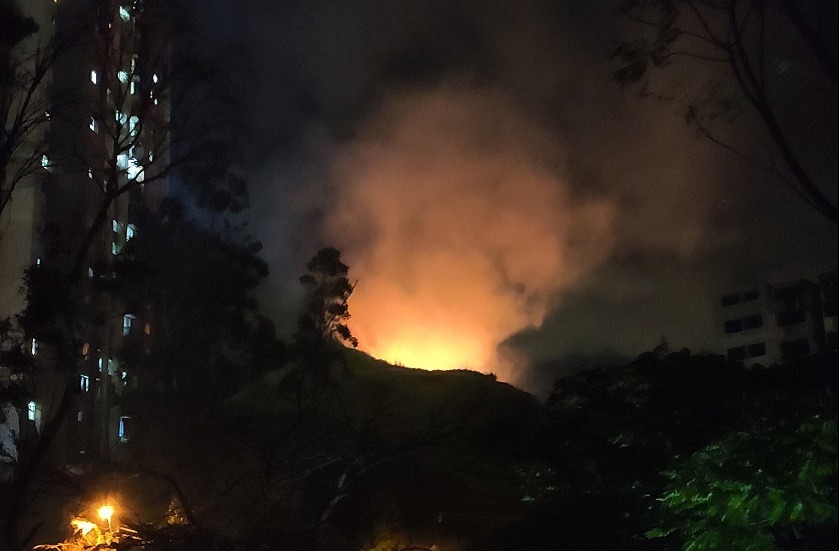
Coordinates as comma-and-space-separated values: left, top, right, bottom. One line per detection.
717, 273, 837, 366
2, 0, 171, 469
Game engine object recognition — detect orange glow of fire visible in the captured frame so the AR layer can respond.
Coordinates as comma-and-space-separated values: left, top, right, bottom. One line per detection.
372, 333, 486, 371
325, 87, 617, 384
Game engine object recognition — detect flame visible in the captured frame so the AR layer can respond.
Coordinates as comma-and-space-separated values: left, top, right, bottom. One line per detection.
326, 86, 615, 383
70, 518, 96, 536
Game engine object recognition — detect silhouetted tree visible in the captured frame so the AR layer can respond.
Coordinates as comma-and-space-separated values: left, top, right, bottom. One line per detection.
296, 247, 358, 349
112, 200, 275, 396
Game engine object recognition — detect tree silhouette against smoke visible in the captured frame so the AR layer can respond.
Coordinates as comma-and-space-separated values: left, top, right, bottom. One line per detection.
614, 0, 837, 223
296, 247, 358, 349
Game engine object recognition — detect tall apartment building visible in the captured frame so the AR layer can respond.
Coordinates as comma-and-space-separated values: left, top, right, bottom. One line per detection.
2, 0, 171, 469
716, 274, 836, 366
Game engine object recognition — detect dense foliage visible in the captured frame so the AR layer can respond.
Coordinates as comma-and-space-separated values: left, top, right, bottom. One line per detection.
492, 351, 838, 551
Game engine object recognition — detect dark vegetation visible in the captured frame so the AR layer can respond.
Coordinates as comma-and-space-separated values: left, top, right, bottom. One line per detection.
5, 230, 836, 550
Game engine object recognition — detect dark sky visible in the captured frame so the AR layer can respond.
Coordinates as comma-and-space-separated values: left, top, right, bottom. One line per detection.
178, 0, 837, 393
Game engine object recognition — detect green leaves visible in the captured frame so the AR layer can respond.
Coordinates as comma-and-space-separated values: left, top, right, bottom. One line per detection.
646, 417, 838, 550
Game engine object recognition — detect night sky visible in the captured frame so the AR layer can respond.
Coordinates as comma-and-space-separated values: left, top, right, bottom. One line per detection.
177, 0, 837, 394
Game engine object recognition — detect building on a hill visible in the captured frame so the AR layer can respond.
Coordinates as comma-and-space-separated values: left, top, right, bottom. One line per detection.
716, 274, 836, 365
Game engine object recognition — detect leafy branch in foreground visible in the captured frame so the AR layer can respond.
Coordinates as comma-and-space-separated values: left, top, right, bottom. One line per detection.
647, 416, 837, 550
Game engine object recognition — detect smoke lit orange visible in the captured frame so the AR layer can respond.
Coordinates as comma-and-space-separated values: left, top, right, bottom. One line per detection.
326, 86, 615, 383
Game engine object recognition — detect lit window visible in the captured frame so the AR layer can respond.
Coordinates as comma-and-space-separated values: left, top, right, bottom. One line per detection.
41, 154, 49, 169
153, 98, 159, 106
35, 258, 41, 266
89, 117, 98, 132
126, 224, 136, 240
27, 401, 36, 421
119, 6, 131, 21
98, 356, 103, 372
129, 115, 139, 136
112, 242, 120, 255
77, 411, 83, 422
130, 55, 137, 73
129, 80, 136, 95
123, 314, 135, 336
88, 267, 94, 279
152, 73, 159, 84
121, 371, 128, 381
117, 153, 129, 169
81, 342, 90, 357
127, 157, 143, 181
90, 69, 98, 84
80, 375, 90, 392
116, 110, 128, 125
118, 70, 129, 84
112, 219, 120, 233
88, 168, 94, 179
144, 321, 151, 335
107, 359, 117, 375
30, 338, 38, 356
118, 416, 132, 443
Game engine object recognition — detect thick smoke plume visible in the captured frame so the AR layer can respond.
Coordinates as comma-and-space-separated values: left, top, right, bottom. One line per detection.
325, 86, 615, 384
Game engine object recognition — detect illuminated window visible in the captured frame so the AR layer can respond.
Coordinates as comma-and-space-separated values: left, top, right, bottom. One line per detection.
77, 411, 83, 422
89, 117, 98, 132
112, 219, 121, 233
35, 258, 41, 266
107, 359, 118, 375
118, 416, 132, 442
129, 79, 136, 95
119, 6, 130, 21
41, 154, 49, 169
129, 115, 139, 136
81, 342, 90, 357
144, 321, 151, 335
127, 157, 143, 181
27, 401, 36, 421
126, 224, 136, 240
90, 69, 98, 84
123, 314, 135, 336
112, 242, 120, 255
88, 267, 94, 279
30, 338, 38, 356
118, 70, 129, 84
98, 355, 103, 372
115, 110, 128, 125
152, 73, 159, 84
80, 375, 90, 392
88, 168, 94, 179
